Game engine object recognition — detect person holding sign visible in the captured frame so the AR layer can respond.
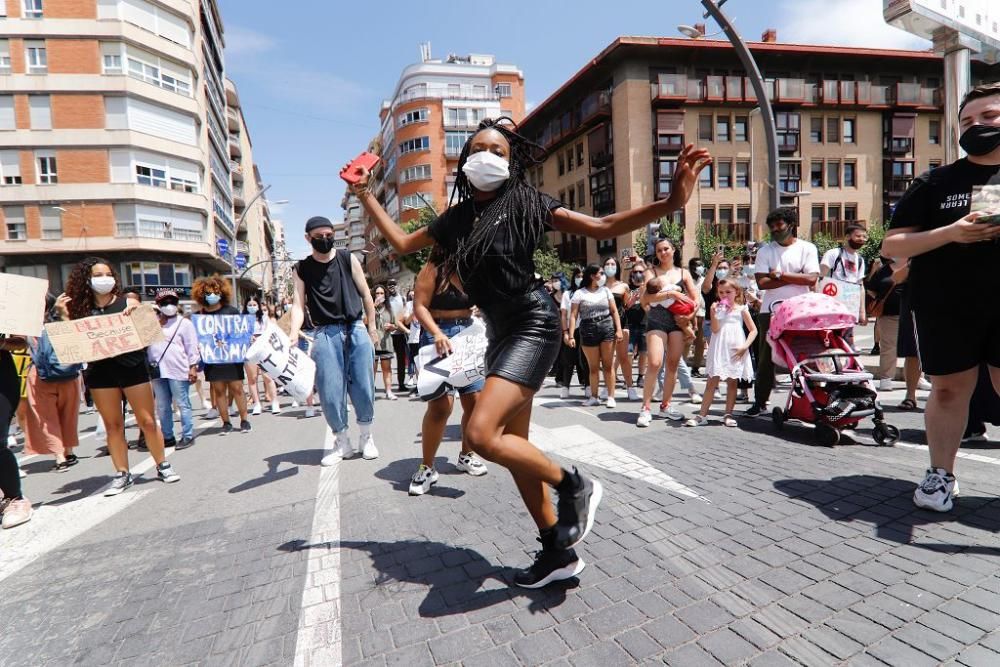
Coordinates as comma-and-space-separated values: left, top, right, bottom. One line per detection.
348, 118, 711, 588
193, 276, 251, 436
408, 251, 488, 496
59, 258, 180, 496
819, 223, 868, 344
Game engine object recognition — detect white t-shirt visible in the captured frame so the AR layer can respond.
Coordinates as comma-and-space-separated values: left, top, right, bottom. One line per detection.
821, 247, 865, 284
560, 290, 580, 327
404, 301, 420, 344
755, 239, 820, 313
571, 287, 613, 321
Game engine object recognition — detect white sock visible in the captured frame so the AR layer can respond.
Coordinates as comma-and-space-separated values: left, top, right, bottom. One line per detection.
359, 422, 372, 438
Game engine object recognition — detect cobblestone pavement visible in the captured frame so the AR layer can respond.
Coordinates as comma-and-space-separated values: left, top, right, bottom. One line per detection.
2, 352, 1000, 666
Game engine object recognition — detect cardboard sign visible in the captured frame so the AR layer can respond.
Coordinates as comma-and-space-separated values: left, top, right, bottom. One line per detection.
245, 323, 316, 402
819, 278, 863, 319
44, 304, 163, 364
11, 350, 30, 399
0, 273, 48, 336
416, 319, 488, 401
192, 314, 254, 364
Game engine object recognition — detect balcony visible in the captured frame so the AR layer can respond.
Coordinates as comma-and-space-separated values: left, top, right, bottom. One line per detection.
579, 90, 611, 125
539, 90, 612, 149
888, 177, 913, 196
704, 223, 752, 242
777, 132, 800, 153
652, 74, 687, 101
887, 137, 913, 154
775, 78, 806, 103
229, 135, 241, 158
233, 185, 245, 209
445, 146, 463, 158
395, 88, 499, 106
230, 161, 243, 182
226, 107, 240, 133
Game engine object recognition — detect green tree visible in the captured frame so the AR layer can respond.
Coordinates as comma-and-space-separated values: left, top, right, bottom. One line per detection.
399, 207, 435, 274
634, 216, 684, 258
810, 232, 840, 257
695, 221, 746, 262
533, 234, 576, 279
860, 218, 886, 266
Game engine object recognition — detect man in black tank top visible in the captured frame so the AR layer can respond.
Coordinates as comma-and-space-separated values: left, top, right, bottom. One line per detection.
290, 216, 380, 462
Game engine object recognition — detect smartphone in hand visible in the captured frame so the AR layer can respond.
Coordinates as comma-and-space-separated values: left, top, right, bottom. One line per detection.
340, 152, 381, 185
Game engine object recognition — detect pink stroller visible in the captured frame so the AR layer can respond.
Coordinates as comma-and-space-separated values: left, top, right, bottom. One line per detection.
767, 293, 899, 447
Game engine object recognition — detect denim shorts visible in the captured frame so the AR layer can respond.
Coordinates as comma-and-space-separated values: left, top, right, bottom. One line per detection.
420, 317, 484, 396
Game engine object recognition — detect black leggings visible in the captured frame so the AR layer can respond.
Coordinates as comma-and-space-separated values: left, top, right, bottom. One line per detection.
391, 334, 408, 391
0, 352, 22, 500
556, 330, 590, 388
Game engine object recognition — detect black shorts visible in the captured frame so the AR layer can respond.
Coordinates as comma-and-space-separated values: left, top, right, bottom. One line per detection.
896, 292, 918, 358
912, 303, 1000, 376
480, 288, 562, 391
646, 307, 681, 334
579, 316, 616, 347
204, 363, 245, 383
84, 360, 149, 390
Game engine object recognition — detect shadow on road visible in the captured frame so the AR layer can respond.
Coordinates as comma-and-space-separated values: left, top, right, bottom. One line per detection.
277, 538, 578, 616
44, 475, 110, 506
228, 449, 323, 493
774, 474, 1000, 557
373, 458, 467, 498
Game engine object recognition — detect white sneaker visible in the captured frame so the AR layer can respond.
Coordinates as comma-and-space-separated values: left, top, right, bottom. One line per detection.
251, 403, 262, 416
637, 407, 652, 428
457, 452, 488, 476
685, 415, 708, 427
878, 379, 893, 392
326, 431, 353, 464
304, 407, 316, 418
291, 400, 300, 408
913, 467, 956, 512
205, 408, 219, 420
560, 387, 570, 399
688, 390, 703, 404
409, 465, 439, 495
584, 397, 601, 407
271, 402, 281, 415
659, 405, 684, 421
200, 398, 211, 410
599, 387, 608, 401
6, 435, 15, 447
917, 377, 932, 391
606, 397, 617, 409
627, 387, 640, 401
360, 434, 379, 460
385, 390, 398, 401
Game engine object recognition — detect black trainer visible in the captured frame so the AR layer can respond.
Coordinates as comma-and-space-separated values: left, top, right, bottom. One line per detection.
221, 422, 233, 436
744, 404, 763, 418
240, 419, 252, 433
514, 546, 585, 588
163, 437, 177, 448
553, 470, 603, 551
176, 436, 195, 450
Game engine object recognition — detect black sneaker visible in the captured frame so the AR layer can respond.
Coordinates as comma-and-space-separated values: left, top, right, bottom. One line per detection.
514, 546, 585, 588
163, 437, 177, 448
240, 419, 251, 433
553, 470, 603, 551
744, 404, 763, 418
176, 436, 195, 450
221, 422, 233, 436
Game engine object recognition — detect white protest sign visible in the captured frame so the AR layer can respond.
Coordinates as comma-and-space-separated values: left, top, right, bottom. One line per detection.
0, 273, 48, 336
245, 322, 316, 403
45, 304, 163, 364
819, 278, 863, 320
416, 319, 488, 402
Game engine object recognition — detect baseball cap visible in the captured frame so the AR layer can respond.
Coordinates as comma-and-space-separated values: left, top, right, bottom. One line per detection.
155, 289, 179, 303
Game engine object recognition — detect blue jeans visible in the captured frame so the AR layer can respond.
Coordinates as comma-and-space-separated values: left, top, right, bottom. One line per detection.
152, 378, 193, 440
312, 321, 375, 433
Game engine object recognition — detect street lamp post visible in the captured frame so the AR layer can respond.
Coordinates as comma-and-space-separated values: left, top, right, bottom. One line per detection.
228, 186, 287, 304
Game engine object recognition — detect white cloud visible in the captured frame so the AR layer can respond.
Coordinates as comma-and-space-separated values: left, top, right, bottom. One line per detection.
224, 25, 277, 57
525, 100, 537, 113
777, 0, 931, 50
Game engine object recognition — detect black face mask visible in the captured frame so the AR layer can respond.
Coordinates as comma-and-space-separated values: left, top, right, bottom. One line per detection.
310, 236, 335, 253
959, 124, 1000, 156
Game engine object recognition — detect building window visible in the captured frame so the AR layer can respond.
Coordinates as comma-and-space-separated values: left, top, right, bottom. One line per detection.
827, 160, 841, 188
557, 153, 565, 176
401, 193, 434, 211
776, 112, 800, 150
577, 181, 585, 208
445, 130, 474, 157
828, 204, 842, 220
127, 52, 191, 95
734, 115, 748, 142
735, 161, 749, 187
568, 187, 576, 210
37, 154, 57, 184
717, 160, 732, 188
23, 0, 43, 19
718, 206, 734, 226
103, 53, 123, 74
737, 206, 750, 225
400, 164, 431, 183
576, 143, 584, 168
844, 204, 858, 221
399, 136, 430, 155
136, 164, 167, 187
842, 118, 856, 143
826, 117, 840, 143
812, 204, 824, 223
0, 151, 22, 184
716, 116, 730, 142
398, 108, 428, 127
170, 176, 197, 193
657, 158, 676, 198
700, 206, 716, 224
4, 206, 27, 240
444, 107, 486, 127
844, 161, 856, 187
929, 119, 941, 144
28, 95, 51, 129
811, 160, 824, 188
41, 208, 61, 240
25, 41, 47, 73
496, 83, 512, 98
0, 41, 11, 72
698, 114, 713, 141
565, 148, 574, 173
778, 161, 800, 193
699, 161, 714, 188
810, 117, 823, 143
124, 262, 192, 289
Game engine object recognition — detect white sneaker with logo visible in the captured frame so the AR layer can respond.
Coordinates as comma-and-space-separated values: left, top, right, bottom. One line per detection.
409, 465, 439, 495
457, 452, 488, 476
637, 408, 652, 428
584, 397, 601, 407
360, 434, 379, 460
659, 404, 684, 421
627, 387, 640, 402
913, 467, 957, 512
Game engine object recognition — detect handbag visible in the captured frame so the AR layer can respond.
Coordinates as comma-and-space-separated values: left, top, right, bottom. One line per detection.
148, 320, 181, 380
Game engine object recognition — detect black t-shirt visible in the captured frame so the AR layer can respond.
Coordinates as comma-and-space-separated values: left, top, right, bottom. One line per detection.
88, 295, 146, 368
889, 159, 1000, 308
427, 191, 563, 307
294, 251, 363, 325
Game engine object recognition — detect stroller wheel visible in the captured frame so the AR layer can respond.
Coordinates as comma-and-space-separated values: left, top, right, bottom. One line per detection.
771, 407, 785, 430
816, 423, 840, 447
873, 423, 900, 446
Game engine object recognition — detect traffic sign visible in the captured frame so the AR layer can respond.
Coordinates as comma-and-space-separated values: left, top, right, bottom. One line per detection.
235, 254, 247, 269
216, 238, 229, 256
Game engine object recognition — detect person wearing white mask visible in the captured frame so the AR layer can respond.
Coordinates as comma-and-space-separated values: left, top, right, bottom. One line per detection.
148, 290, 200, 449
244, 297, 280, 415
603, 256, 639, 401
568, 264, 623, 408
56, 258, 180, 495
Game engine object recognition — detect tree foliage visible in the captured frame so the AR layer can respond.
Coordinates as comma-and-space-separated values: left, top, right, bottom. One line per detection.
399, 207, 436, 274
634, 216, 685, 259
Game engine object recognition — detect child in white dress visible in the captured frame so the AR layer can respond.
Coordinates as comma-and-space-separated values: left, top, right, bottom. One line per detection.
686, 279, 757, 427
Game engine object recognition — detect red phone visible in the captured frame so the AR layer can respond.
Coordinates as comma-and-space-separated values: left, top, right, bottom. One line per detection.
340, 152, 380, 185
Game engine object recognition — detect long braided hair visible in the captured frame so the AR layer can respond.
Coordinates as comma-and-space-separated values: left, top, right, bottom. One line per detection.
442, 117, 549, 285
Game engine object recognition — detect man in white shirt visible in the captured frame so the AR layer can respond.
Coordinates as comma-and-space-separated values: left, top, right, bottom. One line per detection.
820, 223, 869, 334
745, 207, 820, 417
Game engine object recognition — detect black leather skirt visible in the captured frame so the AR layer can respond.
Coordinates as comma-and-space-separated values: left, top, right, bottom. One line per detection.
479, 288, 562, 391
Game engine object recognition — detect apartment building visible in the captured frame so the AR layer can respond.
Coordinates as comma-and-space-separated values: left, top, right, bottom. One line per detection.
354, 46, 525, 284
0, 0, 266, 301
519, 32, 994, 265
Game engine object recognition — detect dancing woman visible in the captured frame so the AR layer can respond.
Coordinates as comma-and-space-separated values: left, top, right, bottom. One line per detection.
349, 118, 710, 587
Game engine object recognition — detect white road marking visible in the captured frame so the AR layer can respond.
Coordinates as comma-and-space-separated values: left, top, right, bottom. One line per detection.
15, 416, 137, 467
529, 422, 710, 502
895, 441, 1000, 466
294, 426, 342, 667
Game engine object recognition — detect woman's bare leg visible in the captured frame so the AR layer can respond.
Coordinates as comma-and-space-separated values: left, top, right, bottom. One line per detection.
582, 346, 601, 398
698, 377, 720, 418
228, 380, 249, 420
642, 332, 667, 409
615, 331, 634, 388
211, 382, 229, 425
122, 383, 166, 465
421, 393, 455, 467
92, 388, 129, 472
458, 393, 478, 456
499, 398, 556, 530
599, 341, 616, 399
724, 379, 738, 415
661, 331, 684, 407
246, 364, 261, 407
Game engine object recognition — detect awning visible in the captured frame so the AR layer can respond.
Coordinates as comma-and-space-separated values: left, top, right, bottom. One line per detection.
891, 114, 916, 138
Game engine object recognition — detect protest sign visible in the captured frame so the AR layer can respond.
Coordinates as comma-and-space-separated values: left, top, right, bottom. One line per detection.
819, 278, 863, 320
276, 311, 292, 337
11, 350, 30, 398
416, 319, 488, 402
245, 322, 316, 402
44, 304, 163, 364
192, 314, 254, 364
0, 273, 48, 336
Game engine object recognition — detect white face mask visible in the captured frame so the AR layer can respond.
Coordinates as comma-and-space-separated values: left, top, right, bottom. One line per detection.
247, 305, 258, 314
91, 276, 116, 295
462, 151, 510, 192
159, 304, 178, 317
597, 274, 607, 288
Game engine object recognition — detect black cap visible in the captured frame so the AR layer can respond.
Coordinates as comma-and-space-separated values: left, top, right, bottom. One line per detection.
305, 216, 334, 233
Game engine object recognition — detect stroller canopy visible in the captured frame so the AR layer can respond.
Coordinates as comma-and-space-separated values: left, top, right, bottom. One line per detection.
768, 292, 857, 343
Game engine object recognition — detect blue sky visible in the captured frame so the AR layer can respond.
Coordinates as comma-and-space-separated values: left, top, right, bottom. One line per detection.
216, 0, 927, 259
